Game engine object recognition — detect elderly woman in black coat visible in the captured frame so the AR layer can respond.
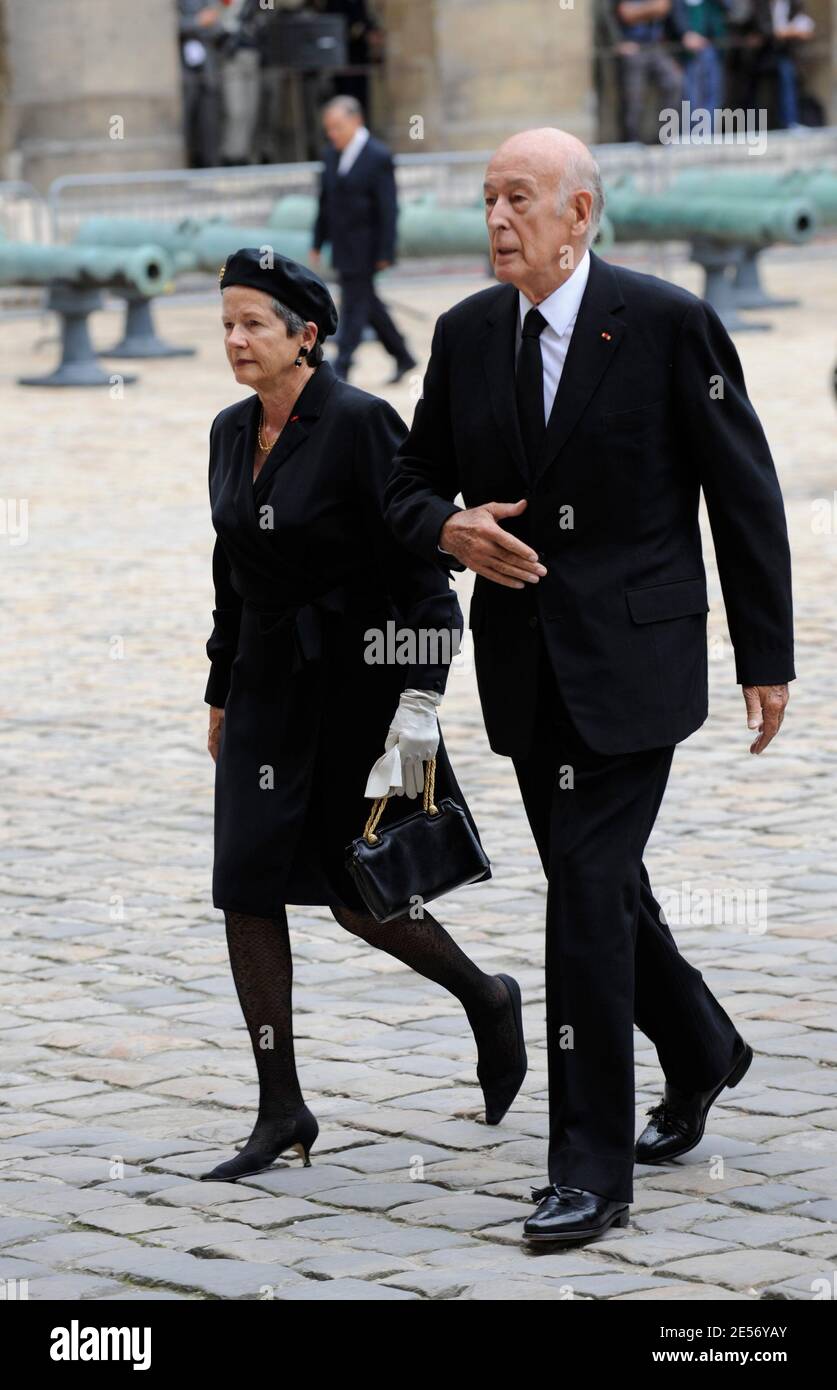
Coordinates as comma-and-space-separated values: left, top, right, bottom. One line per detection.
200, 249, 526, 1182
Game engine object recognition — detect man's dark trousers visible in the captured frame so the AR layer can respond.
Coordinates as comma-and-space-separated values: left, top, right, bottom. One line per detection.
512, 632, 743, 1204
335, 272, 411, 378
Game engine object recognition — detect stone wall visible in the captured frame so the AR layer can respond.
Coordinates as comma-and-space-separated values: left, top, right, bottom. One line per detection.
1, 0, 184, 190
378, 0, 594, 153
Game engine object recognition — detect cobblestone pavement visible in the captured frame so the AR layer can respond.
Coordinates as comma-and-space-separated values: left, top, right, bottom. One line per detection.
1, 247, 835, 1302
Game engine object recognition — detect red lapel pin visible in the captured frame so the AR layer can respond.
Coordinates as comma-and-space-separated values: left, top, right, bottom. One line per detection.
601, 331, 612, 341
290, 414, 300, 422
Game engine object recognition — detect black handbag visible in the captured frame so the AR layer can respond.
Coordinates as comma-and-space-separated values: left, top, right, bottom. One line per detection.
344, 757, 491, 923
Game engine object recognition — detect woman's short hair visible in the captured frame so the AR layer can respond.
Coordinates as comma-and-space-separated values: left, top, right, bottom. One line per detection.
269, 297, 324, 367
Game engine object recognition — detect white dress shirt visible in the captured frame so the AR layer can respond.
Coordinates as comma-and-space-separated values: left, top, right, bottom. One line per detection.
337, 125, 370, 175
438, 249, 591, 557
515, 248, 591, 423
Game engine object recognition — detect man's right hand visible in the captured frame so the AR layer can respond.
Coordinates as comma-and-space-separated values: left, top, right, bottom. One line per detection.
208, 706, 224, 763
439, 500, 546, 588
309, 249, 322, 269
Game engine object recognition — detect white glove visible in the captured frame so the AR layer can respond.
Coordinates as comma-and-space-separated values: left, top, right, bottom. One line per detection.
364, 688, 442, 800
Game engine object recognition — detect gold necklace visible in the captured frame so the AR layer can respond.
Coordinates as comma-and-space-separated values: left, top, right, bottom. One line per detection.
258, 408, 281, 453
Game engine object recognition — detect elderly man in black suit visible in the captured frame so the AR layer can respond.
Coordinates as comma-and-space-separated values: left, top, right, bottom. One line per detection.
311, 95, 416, 384
383, 127, 794, 1246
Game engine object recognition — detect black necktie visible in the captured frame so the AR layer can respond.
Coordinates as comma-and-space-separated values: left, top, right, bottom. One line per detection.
515, 307, 547, 477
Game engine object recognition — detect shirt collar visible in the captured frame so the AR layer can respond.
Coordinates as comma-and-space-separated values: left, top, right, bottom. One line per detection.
342, 126, 370, 159
518, 249, 591, 338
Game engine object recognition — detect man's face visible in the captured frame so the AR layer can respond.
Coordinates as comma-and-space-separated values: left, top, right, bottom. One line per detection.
483, 158, 581, 297
323, 108, 360, 150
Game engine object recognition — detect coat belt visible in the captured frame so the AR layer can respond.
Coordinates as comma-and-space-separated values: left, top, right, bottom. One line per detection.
243, 583, 379, 675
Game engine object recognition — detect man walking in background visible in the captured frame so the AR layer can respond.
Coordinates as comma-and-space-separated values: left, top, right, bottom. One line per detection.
311, 95, 416, 383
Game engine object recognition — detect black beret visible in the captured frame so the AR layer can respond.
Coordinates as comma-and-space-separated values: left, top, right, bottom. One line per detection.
219, 247, 339, 340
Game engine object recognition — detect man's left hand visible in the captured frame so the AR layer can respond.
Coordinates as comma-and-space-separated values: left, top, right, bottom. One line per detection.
742, 683, 789, 754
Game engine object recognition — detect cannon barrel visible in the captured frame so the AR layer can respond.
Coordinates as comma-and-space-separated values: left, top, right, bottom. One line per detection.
670, 169, 837, 224
0, 241, 173, 295
269, 194, 492, 255
191, 224, 316, 269
75, 217, 323, 272
605, 188, 816, 246
269, 196, 319, 231
270, 194, 616, 255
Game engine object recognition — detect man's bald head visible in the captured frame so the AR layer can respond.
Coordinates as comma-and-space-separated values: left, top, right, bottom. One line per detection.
483, 127, 605, 300
487, 128, 605, 247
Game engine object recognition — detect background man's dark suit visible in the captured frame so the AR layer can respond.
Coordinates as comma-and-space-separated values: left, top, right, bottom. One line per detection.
313, 134, 412, 378
383, 249, 795, 1204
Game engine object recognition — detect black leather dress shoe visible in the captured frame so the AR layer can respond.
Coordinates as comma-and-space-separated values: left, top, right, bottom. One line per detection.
523, 1184, 630, 1244
635, 1037, 754, 1165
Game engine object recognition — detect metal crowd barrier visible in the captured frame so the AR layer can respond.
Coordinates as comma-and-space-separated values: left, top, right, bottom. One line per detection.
43, 127, 837, 245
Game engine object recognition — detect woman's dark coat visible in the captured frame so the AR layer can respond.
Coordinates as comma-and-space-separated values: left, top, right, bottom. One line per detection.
204, 360, 490, 915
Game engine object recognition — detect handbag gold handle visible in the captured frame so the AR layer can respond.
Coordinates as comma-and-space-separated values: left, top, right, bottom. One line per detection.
363, 756, 438, 845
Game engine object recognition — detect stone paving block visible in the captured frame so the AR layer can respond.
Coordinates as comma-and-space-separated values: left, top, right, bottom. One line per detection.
75, 1248, 307, 1299
656, 1249, 826, 1291
0, 1185, 130, 1218
308, 1181, 450, 1211
633, 1201, 731, 1232
270, 1213, 406, 1242
293, 1251, 417, 1281
271, 1278, 419, 1300
691, 1213, 829, 1245
351, 1228, 474, 1256
388, 1194, 528, 1230
95, 1288, 191, 1301
321, 1140, 454, 1173
17, 1156, 144, 1185
0, 1217, 61, 1247
593, 1231, 735, 1265
78, 1204, 202, 1236
0, 1255, 53, 1281
192, 1235, 326, 1263
240, 1165, 363, 1197
716, 1182, 829, 1211
614, 1283, 753, 1301
760, 1271, 837, 1300
423, 1159, 535, 1191
24, 1274, 128, 1300
4, 1232, 129, 1265
787, 1198, 837, 1222
210, 1196, 336, 1228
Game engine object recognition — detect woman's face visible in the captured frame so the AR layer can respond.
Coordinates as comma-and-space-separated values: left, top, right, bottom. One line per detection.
221, 286, 316, 388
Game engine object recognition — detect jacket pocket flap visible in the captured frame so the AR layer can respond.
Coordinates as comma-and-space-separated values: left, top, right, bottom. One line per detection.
625, 577, 709, 624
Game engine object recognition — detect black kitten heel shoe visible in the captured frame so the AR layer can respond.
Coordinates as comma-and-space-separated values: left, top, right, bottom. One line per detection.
200, 1105, 319, 1183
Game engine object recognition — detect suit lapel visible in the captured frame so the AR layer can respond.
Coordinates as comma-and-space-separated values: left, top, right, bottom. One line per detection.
531, 251, 626, 486
480, 284, 530, 486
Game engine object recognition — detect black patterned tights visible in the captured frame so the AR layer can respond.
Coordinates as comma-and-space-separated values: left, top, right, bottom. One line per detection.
221, 903, 518, 1162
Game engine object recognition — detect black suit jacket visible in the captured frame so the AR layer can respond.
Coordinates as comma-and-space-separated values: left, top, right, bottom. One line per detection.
383, 250, 795, 759
313, 135, 398, 276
